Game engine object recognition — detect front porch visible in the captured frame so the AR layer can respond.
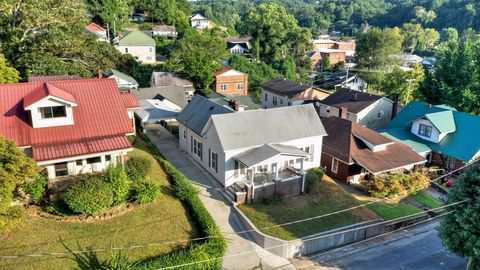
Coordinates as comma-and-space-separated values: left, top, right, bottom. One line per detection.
228, 144, 309, 204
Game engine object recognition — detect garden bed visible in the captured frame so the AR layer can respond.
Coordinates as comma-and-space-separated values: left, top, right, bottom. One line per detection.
238, 175, 379, 240
0, 136, 199, 270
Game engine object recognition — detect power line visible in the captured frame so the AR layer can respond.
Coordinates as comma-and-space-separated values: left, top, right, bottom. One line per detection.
0, 200, 466, 261
0, 160, 474, 260
154, 203, 462, 270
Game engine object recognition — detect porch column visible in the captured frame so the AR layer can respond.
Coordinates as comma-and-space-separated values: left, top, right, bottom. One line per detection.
248, 168, 255, 202
300, 158, 306, 194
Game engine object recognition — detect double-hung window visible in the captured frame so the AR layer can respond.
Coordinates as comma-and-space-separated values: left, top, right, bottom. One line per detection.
192, 137, 203, 160
331, 158, 339, 173
237, 83, 244, 90
418, 124, 432, 138
210, 151, 218, 173
54, 162, 68, 177
220, 84, 227, 91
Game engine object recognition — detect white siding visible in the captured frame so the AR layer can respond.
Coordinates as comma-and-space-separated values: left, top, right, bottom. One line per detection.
261, 89, 295, 109
356, 98, 393, 130
115, 45, 155, 64
27, 98, 75, 128
411, 118, 441, 143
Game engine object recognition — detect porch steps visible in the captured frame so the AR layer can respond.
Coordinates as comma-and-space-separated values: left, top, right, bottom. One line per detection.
225, 182, 247, 202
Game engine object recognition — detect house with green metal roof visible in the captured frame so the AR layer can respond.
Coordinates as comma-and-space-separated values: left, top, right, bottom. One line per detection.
114, 31, 156, 64
381, 102, 480, 170
103, 69, 139, 91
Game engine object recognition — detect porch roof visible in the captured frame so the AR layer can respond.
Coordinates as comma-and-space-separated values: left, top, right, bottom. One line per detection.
234, 144, 308, 167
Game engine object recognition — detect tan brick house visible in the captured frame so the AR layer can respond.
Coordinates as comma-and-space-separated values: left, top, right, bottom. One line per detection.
214, 68, 248, 96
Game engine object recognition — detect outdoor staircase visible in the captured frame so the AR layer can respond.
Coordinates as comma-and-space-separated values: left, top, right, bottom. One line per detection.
225, 182, 247, 203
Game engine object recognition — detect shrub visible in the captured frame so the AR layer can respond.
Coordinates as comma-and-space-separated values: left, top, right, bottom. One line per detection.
0, 205, 25, 232
64, 175, 114, 215
367, 172, 430, 199
46, 200, 74, 216
306, 168, 324, 194
132, 177, 161, 204
104, 165, 129, 205
25, 177, 47, 204
139, 22, 153, 30
125, 157, 151, 181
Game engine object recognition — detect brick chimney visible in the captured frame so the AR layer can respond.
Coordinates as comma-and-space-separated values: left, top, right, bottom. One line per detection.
228, 99, 240, 111
339, 107, 348, 119
391, 94, 399, 119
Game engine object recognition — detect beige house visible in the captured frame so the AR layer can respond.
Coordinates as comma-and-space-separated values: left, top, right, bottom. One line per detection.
115, 31, 156, 64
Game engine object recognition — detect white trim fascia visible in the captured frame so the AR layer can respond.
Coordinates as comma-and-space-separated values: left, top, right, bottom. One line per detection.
24, 96, 78, 110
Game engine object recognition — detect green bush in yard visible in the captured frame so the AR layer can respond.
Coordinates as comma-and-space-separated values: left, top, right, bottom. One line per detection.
132, 177, 161, 204
104, 165, 129, 205
0, 205, 25, 232
134, 137, 226, 270
25, 176, 47, 204
367, 172, 430, 199
64, 175, 114, 216
125, 156, 151, 181
306, 168, 324, 194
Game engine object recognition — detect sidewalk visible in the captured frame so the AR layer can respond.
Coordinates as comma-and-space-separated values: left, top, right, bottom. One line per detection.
145, 125, 295, 270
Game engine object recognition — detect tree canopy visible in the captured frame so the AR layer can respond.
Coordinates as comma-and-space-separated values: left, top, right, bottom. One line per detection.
0, 53, 20, 84
166, 28, 228, 93
0, 136, 38, 213
439, 162, 480, 270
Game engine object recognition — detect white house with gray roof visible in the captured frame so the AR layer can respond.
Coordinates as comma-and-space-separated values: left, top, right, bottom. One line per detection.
177, 95, 327, 191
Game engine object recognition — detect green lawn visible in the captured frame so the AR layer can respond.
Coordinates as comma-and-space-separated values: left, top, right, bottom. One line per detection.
0, 137, 198, 270
410, 190, 443, 209
364, 202, 422, 221
238, 176, 379, 240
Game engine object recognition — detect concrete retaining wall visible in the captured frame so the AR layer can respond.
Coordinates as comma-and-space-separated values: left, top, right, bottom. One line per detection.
234, 203, 434, 259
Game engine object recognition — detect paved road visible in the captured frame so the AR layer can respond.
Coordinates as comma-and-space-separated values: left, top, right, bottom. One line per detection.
294, 220, 467, 270
146, 125, 295, 270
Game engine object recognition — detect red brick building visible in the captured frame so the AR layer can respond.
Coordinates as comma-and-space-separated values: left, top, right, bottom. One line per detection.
214, 68, 248, 96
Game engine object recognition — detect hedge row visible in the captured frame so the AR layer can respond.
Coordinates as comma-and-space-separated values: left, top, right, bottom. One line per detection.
134, 133, 227, 270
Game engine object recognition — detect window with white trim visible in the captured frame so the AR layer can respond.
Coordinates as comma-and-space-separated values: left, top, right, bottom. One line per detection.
220, 84, 227, 91
418, 124, 432, 138
210, 151, 218, 173
39, 106, 66, 119
54, 162, 68, 177
237, 83, 244, 90
183, 129, 186, 140
331, 158, 339, 173
192, 138, 203, 160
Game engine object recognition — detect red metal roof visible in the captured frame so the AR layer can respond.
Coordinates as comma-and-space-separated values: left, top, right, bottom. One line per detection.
23, 83, 77, 108
33, 135, 132, 162
28, 75, 83, 82
86, 22, 106, 33
0, 78, 134, 162
120, 93, 140, 108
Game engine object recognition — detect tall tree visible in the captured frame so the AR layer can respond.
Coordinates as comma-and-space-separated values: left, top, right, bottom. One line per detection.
100, 0, 131, 33
0, 53, 20, 84
438, 162, 480, 270
381, 64, 425, 105
230, 55, 279, 89
356, 27, 403, 88
240, 3, 312, 78
0, 136, 38, 213
426, 31, 480, 114
166, 29, 228, 93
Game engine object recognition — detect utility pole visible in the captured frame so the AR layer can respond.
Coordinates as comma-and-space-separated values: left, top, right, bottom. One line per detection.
406, 78, 415, 104
113, 14, 117, 38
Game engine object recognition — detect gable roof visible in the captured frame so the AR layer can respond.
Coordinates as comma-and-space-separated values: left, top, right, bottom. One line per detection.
214, 68, 246, 77
322, 116, 425, 174
319, 88, 386, 114
177, 95, 233, 135
234, 144, 308, 167
135, 99, 180, 124
86, 22, 106, 33
105, 69, 138, 86
423, 111, 456, 134
207, 92, 262, 110
0, 78, 134, 162
150, 72, 194, 88
23, 83, 77, 108
120, 93, 140, 109
117, 30, 155, 46
381, 102, 480, 162
28, 75, 83, 82
262, 77, 310, 97
227, 42, 249, 50
131, 86, 188, 108
210, 104, 326, 151
190, 14, 208, 20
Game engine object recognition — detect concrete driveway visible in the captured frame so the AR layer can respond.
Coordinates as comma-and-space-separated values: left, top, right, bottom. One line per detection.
145, 125, 295, 270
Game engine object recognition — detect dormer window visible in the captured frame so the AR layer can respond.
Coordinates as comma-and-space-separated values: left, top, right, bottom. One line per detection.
418, 124, 432, 138
39, 106, 66, 119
